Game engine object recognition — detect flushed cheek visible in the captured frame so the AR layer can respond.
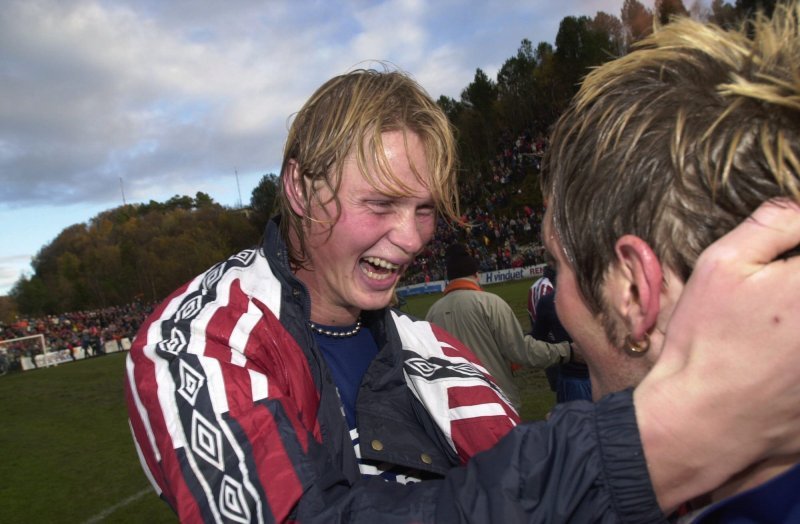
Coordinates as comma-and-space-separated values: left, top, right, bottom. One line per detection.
418, 220, 435, 247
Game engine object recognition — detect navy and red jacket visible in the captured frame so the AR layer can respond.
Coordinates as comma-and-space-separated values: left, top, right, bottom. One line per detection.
125, 217, 662, 523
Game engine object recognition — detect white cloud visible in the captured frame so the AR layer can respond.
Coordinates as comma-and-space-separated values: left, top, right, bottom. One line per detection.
2, 0, 649, 208
0, 255, 33, 294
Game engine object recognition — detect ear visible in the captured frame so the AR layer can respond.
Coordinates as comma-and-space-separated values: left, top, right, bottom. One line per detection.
609, 235, 663, 340
284, 159, 307, 216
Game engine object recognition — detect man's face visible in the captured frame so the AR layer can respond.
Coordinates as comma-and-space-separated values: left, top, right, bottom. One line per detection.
543, 207, 651, 400
299, 130, 436, 322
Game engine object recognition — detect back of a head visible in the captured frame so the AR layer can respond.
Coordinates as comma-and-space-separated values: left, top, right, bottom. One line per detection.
544, 4, 800, 314
276, 67, 460, 266
445, 243, 479, 280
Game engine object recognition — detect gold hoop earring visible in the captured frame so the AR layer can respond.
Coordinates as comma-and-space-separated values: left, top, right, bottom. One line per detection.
624, 333, 650, 355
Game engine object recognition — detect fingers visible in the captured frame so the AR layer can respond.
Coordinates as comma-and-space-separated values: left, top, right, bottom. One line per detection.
705, 198, 800, 266
649, 198, 800, 379
638, 197, 800, 499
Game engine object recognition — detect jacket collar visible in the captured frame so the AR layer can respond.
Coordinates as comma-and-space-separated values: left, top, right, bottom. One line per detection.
443, 277, 482, 295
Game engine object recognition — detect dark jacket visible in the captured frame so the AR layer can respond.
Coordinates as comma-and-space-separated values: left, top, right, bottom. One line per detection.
125, 217, 663, 523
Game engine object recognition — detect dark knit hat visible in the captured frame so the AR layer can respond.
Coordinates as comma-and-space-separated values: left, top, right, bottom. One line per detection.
445, 243, 479, 280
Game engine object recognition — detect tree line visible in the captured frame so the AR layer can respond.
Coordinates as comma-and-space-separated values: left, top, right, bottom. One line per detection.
3, 0, 776, 319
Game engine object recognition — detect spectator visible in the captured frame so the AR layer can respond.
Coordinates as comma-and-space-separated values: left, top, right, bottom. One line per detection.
532, 272, 592, 403
526, 263, 554, 329
527, 261, 560, 393
0, 301, 154, 361
425, 243, 570, 409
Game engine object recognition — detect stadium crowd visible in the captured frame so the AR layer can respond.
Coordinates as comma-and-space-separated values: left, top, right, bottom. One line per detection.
0, 301, 154, 369
404, 129, 549, 283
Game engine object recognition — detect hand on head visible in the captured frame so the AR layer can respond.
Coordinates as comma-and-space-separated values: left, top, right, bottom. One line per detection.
635, 198, 800, 510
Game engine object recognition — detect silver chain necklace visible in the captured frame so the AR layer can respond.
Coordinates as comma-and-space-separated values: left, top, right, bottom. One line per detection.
308, 318, 363, 338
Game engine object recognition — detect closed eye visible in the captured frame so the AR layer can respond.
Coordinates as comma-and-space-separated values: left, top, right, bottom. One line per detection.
366, 200, 394, 213
416, 205, 435, 217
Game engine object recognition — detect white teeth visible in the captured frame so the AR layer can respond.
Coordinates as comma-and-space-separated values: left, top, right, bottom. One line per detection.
363, 268, 392, 280
361, 256, 400, 281
362, 257, 399, 270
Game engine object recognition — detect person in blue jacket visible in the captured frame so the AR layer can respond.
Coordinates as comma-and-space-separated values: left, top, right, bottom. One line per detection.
532, 269, 593, 402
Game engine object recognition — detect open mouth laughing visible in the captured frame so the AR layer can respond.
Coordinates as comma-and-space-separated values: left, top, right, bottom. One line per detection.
360, 256, 401, 280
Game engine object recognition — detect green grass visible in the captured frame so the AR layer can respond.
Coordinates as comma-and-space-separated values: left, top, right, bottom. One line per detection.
0, 278, 552, 522
0, 353, 175, 523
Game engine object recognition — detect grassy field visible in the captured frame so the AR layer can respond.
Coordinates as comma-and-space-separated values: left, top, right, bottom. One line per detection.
0, 352, 175, 523
0, 278, 553, 522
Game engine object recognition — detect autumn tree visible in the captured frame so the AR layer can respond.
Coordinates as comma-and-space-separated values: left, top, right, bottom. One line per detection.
621, 0, 654, 47
591, 11, 626, 57
708, 0, 737, 26
0, 296, 16, 324
655, 0, 689, 24
11, 195, 261, 314
10, 276, 51, 318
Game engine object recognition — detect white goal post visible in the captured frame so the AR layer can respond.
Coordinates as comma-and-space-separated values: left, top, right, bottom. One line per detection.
0, 333, 50, 370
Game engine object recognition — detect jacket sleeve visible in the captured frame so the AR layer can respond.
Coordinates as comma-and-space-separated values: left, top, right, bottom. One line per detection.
125, 273, 343, 523
310, 390, 665, 523
434, 389, 666, 524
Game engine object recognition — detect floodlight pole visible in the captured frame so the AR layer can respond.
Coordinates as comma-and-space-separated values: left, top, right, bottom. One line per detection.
235, 168, 242, 208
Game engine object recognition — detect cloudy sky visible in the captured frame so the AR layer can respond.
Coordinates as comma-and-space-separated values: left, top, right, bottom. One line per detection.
0, 0, 673, 296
